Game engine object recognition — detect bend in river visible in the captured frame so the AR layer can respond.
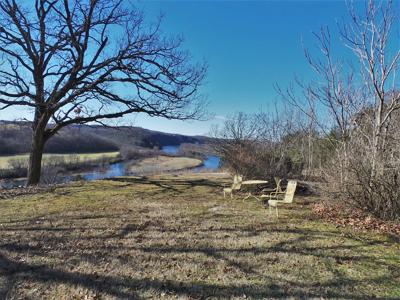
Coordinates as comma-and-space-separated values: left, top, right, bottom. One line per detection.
0, 145, 220, 189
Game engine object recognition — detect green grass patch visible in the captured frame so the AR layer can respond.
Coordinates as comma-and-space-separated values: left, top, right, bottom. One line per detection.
0, 174, 398, 299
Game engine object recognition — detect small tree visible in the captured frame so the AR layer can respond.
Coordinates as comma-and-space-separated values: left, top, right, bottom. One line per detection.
0, 0, 206, 185
212, 113, 259, 178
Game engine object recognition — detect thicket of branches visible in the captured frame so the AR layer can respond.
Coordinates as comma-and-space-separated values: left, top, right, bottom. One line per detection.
216, 1, 400, 220
212, 110, 332, 181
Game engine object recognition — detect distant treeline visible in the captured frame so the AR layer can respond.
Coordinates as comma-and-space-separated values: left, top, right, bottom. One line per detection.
0, 125, 118, 155
0, 121, 206, 155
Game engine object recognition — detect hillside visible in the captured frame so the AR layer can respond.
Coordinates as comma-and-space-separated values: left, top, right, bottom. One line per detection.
1, 174, 399, 299
0, 121, 206, 155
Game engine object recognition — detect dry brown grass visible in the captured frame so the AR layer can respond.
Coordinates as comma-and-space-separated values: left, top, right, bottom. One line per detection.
0, 174, 399, 299
0, 152, 120, 169
129, 156, 202, 174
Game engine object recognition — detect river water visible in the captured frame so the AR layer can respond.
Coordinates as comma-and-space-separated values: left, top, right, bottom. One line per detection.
0, 145, 220, 188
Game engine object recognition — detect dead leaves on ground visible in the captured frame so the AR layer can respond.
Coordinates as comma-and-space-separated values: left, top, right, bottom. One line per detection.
313, 202, 400, 236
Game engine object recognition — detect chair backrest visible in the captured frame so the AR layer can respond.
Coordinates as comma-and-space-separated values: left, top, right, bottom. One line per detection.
232, 174, 243, 190
232, 181, 242, 190
233, 174, 243, 183
274, 177, 283, 193
283, 180, 297, 203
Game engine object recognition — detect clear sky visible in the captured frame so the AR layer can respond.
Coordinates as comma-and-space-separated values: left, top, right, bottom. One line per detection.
134, 0, 353, 135
0, 1, 355, 136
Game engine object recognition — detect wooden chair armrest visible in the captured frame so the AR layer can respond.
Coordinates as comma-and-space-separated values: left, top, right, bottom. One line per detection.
261, 188, 277, 192
269, 193, 284, 200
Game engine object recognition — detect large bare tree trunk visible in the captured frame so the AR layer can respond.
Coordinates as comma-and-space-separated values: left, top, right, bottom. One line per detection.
27, 117, 47, 186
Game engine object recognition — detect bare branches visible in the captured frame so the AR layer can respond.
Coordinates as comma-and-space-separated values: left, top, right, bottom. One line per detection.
277, 0, 400, 219
278, 1, 400, 156
0, 0, 206, 131
212, 109, 315, 179
340, 0, 400, 119
0, 0, 206, 185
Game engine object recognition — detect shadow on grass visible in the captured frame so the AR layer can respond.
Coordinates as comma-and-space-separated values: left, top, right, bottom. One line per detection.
0, 250, 397, 300
0, 177, 398, 299
1, 219, 398, 299
106, 176, 224, 190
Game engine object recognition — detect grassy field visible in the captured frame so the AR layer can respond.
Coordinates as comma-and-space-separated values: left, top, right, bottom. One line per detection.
0, 173, 399, 299
0, 152, 120, 169
129, 155, 203, 174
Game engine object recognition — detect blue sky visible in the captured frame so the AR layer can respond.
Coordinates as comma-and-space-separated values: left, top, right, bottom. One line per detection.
134, 0, 351, 135
0, 1, 355, 135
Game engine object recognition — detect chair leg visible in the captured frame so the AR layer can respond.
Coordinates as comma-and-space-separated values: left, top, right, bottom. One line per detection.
275, 206, 279, 218
223, 191, 226, 198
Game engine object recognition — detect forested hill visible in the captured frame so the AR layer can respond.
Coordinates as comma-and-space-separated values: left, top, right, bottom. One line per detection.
0, 121, 206, 155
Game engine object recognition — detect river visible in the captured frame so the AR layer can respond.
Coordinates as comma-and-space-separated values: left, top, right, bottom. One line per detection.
0, 145, 220, 188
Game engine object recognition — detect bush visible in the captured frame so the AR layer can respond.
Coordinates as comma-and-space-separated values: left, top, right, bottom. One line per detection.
219, 142, 296, 181
213, 112, 301, 181
324, 127, 400, 221
41, 166, 63, 185
347, 168, 400, 221
325, 159, 400, 221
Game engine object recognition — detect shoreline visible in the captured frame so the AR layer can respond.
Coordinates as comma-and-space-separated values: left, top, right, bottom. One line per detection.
128, 155, 203, 175
0, 154, 218, 189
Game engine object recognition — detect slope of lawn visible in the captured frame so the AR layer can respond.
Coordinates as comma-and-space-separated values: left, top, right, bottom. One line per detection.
0, 173, 399, 299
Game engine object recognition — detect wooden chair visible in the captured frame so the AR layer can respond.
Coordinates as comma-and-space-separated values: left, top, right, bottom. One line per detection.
223, 174, 243, 199
262, 180, 297, 217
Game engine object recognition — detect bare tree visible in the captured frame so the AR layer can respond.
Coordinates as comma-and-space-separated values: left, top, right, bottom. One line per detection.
211, 112, 259, 178
0, 0, 206, 185
278, 0, 400, 219
340, 0, 400, 176
279, 0, 400, 171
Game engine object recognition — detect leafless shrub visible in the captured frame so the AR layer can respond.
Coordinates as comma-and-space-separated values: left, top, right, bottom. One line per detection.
7, 158, 28, 172
338, 109, 400, 220
212, 111, 303, 180
40, 166, 63, 185
279, 1, 400, 220
0, 158, 28, 179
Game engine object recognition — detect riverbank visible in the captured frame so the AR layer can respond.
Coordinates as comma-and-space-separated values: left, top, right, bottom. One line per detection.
0, 152, 120, 170
0, 152, 121, 181
0, 149, 220, 189
129, 155, 203, 174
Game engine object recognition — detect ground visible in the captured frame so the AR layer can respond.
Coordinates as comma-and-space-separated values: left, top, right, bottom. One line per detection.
0, 152, 120, 169
0, 173, 399, 299
129, 156, 203, 174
